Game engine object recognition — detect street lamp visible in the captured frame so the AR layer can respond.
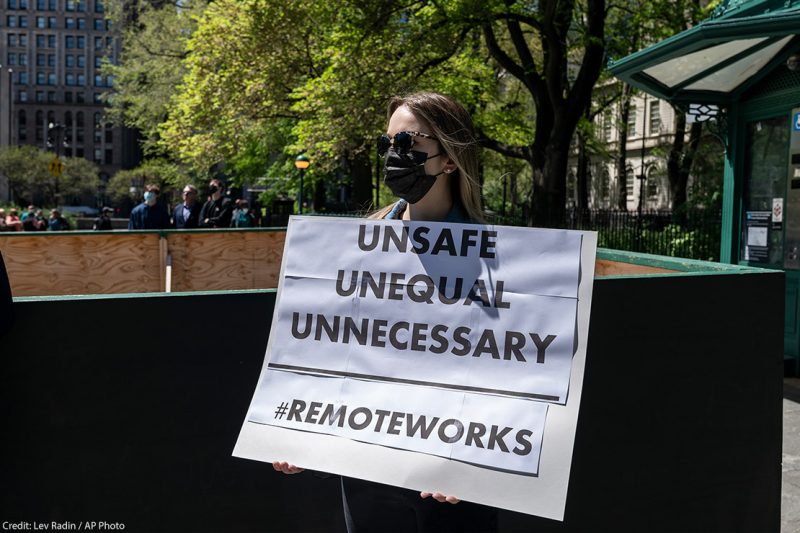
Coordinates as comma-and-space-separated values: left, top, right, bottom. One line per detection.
294, 154, 310, 214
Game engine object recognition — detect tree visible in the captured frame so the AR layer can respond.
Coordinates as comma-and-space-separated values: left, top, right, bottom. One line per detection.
0, 146, 99, 207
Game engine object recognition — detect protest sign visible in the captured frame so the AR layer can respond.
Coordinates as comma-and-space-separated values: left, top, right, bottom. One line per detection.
234, 216, 597, 518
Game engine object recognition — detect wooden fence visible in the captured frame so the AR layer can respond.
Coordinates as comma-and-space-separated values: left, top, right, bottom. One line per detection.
0, 229, 286, 296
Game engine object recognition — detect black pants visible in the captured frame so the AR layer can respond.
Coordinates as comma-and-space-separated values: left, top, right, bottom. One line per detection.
341, 477, 498, 533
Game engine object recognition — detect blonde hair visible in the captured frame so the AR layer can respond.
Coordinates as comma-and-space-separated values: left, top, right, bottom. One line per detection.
371, 92, 483, 222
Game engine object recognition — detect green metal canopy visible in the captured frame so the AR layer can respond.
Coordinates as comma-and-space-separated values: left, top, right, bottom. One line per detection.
608, 0, 800, 105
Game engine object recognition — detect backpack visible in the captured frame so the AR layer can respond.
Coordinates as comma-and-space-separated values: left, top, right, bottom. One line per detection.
236, 210, 252, 228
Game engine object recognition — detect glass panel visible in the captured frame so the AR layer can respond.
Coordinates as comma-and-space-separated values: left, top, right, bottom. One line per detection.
741, 116, 790, 266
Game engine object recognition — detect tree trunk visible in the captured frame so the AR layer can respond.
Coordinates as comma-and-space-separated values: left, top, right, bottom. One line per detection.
666, 109, 702, 214
348, 148, 373, 212
529, 143, 569, 228
576, 123, 590, 210
616, 83, 634, 211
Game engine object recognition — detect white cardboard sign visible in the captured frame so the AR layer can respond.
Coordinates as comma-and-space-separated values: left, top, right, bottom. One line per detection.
234, 216, 597, 519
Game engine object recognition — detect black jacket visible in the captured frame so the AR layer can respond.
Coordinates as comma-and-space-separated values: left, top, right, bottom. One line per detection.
199, 197, 233, 228
173, 202, 202, 229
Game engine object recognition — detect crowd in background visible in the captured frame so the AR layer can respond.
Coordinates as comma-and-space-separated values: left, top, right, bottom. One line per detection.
0, 178, 260, 233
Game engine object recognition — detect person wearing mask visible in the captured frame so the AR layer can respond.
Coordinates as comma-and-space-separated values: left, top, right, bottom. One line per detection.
230, 199, 256, 228
93, 207, 114, 231
272, 92, 495, 533
128, 184, 172, 230
199, 179, 233, 228
173, 184, 202, 229
48, 209, 70, 231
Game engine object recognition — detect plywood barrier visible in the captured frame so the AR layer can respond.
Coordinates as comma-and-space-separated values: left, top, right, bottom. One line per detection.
0, 229, 287, 297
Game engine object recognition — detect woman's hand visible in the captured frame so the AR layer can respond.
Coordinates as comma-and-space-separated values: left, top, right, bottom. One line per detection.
420, 491, 460, 504
272, 461, 304, 474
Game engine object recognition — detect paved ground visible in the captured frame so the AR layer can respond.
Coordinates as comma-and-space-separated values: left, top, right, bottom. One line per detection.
784, 378, 800, 533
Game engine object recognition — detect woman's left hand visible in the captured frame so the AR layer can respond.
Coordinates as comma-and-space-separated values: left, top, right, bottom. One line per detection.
420, 491, 460, 504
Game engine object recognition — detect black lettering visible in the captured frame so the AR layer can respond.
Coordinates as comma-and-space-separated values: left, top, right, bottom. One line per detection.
336, 270, 358, 297
431, 228, 457, 255
387, 411, 405, 435
305, 401, 322, 424
373, 409, 391, 432
429, 325, 449, 354
487, 425, 512, 452
438, 419, 465, 444
389, 321, 410, 350
348, 407, 372, 430
438, 277, 463, 304
382, 225, 409, 252
464, 422, 486, 448
408, 274, 435, 304
465, 279, 491, 307
460, 229, 478, 256
358, 224, 380, 251
530, 334, 557, 364
318, 403, 347, 427
343, 317, 369, 345
494, 280, 511, 309
472, 329, 500, 359
291, 312, 312, 339
287, 399, 306, 422
480, 230, 497, 258
388, 272, 405, 300
411, 226, 430, 254
360, 271, 387, 298
513, 429, 534, 456
504, 331, 527, 362
406, 414, 440, 439
314, 314, 340, 342
410, 322, 428, 352
451, 326, 472, 356
371, 319, 388, 348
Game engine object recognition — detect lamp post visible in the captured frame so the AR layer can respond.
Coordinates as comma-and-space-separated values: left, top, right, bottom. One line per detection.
294, 154, 310, 214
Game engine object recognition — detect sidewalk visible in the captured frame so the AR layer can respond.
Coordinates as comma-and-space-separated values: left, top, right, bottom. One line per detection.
784, 378, 800, 532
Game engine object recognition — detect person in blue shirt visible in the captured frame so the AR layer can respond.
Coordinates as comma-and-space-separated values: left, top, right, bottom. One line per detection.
128, 184, 172, 230
273, 92, 496, 533
173, 184, 202, 229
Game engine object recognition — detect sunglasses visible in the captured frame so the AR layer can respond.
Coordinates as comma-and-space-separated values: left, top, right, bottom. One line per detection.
377, 131, 436, 157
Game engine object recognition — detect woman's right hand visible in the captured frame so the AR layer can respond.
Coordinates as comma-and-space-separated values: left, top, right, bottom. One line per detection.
272, 461, 304, 474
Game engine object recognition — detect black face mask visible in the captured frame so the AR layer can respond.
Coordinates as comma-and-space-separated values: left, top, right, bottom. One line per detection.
209, 186, 219, 194
383, 149, 443, 204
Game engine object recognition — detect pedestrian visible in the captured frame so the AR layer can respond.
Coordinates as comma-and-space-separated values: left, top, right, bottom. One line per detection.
272, 92, 495, 533
21, 207, 38, 231
20, 205, 35, 222
128, 184, 172, 230
48, 209, 70, 231
93, 207, 114, 231
230, 199, 256, 228
5, 208, 22, 231
0, 209, 7, 232
198, 179, 233, 228
173, 184, 202, 229
32, 209, 48, 231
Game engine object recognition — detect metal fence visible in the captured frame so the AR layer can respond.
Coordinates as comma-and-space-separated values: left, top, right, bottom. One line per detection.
491, 208, 723, 261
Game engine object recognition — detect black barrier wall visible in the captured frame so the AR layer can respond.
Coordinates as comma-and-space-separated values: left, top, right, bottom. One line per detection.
0, 269, 784, 532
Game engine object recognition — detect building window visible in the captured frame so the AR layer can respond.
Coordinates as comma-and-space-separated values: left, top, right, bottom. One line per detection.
94, 36, 102, 49
94, 128, 102, 143
105, 36, 113, 47
77, 36, 85, 49
19, 16, 28, 28
77, 18, 85, 29
649, 100, 661, 135
627, 105, 636, 138
47, 54, 54, 66
36, 0, 45, 8
47, 91, 55, 103
8, 34, 18, 47
36, 16, 47, 28
93, 17, 103, 30
601, 170, 611, 203
47, 35, 55, 47
48, 0, 56, 9
18, 91, 28, 102
36, 90, 45, 102
105, 75, 113, 88
93, 112, 101, 128
603, 109, 613, 142
95, 0, 103, 12
7, 16, 17, 28
19, 0, 27, 7
18, 71, 28, 84
626, 166, 635, 201
66, 0, 74, 9
66, 35, 74, 48
35, 34, 44, 47
19, 53, 27, 65
18, 110, 27, 141
94, 148, 102, 164
93, 92, 101, 103
36, 53, 44, 66
20, 34, 28, 46
7, 0, 17, 8
8, 53, 17, 66
94, 74, 102, 86
76, 0, 85, 10
77, 73, 85, 85
64, 91, 72, 102
66, 73, 74, 85
48, 16, 57, 28
105, 129, 112, 143
646, 168, 660, 206
76, 92, 84, 103
66, 17, 75, 29
94, 55, 102, 68
104, 149, 113, 165
47, 73, 55, 85
65, 54, 74, 67
77, 55, 85, 67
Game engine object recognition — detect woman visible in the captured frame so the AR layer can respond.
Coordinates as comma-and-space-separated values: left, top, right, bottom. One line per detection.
274, 92, 496, 532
